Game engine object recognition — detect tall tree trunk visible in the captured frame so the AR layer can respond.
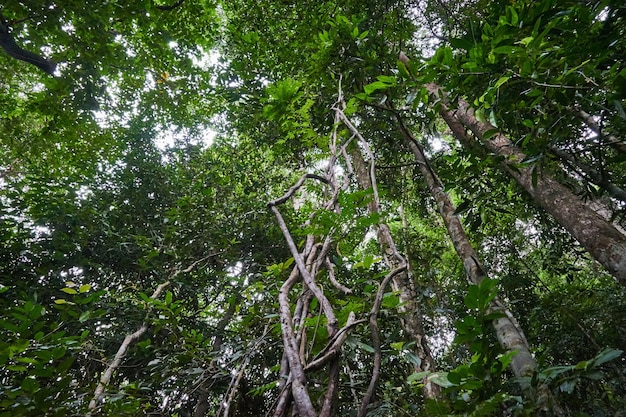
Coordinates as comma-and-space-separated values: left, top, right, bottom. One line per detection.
348, 142, 440, 399
427, 84, 626, 285
395, 119, 538, 381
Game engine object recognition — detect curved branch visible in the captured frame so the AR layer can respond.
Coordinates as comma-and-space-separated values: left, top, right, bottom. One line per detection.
358, 266, 406, 417
0, 21, 56, 74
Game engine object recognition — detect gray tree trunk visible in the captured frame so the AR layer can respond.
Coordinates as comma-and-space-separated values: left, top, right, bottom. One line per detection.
397, 122, 537, 381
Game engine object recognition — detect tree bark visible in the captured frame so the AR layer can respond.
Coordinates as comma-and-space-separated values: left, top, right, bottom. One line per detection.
427, 84, 626, 286
395, 119, 538, 380
345, 130, 440, 399
88, 281, 170, 414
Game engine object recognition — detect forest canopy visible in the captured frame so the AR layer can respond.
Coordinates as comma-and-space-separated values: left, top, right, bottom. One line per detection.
1, 0, 625, 416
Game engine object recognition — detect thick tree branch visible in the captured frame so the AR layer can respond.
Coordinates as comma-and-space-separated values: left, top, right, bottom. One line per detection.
0, 19, 56, 75
426, 83, 626, 286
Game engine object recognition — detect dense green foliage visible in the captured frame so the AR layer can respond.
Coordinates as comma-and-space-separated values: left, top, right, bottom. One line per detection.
1, 0, 625, 416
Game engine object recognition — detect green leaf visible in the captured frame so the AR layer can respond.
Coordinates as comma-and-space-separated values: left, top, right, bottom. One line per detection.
590, 348, 623, 367
397, 60, 411, 79
21, 377, 40, 393
494, 75, 510, 89
447, 370, 463, 384
483, 128, 499, 139
61, 288, 78, 295
430, 372, 455, 388
492, 46, 522, 55
407, 371, 431, 383
79, 311, 91, 322
449, 37, 474, 51
531, 164, 538, 188
79, 284, 92, 293
364, 80, 394, 95
355, 340, 375, 353
391, 341, 404, 351
517, 36, 534, 47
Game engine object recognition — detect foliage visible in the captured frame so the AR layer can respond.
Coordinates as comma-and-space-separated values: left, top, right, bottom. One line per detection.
1, 0, 625, 416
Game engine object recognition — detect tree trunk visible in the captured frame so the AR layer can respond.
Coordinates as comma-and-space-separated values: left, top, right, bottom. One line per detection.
427, 83, 626, 286
396, 121, 538, 381
349, 145, 440, 399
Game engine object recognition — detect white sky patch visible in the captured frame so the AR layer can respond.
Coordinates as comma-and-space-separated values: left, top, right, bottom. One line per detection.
596, 7, 610, 22
89, 45, 223, 150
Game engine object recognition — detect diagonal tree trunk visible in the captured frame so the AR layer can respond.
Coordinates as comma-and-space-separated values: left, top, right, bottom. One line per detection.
336, 107, 440, 400
395, 117, 563, 413
426, 83, 626, 285
395, 119, 537, 379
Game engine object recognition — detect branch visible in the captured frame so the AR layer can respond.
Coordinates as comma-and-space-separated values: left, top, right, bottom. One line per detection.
358, 265, 406, 417
268, 207, 338, 338
324, 257, 352, 294
549, 145, 626, 202
577, 109, 626, 154
88, 281, 171, 413
304, 313, 364, 372
267, 173, 329, 207
0, 20, 56, 75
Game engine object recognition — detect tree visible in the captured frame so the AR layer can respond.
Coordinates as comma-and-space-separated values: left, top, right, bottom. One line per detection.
1, 0, 625, 416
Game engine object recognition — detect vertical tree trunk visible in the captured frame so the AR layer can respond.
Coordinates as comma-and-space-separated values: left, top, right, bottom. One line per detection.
427, 84, 626, 285
349, 145, 440, 399
193, 301, 237, 417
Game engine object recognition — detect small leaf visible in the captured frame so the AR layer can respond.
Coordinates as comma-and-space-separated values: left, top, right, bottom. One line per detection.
483, 128, 499, 139
430, 372, 455, 388
489, 111, 498, 127
376, 75, 397, 84
61, 288, 78, 295
407, 371, 431, 383
21, 377, 40, 393
79, 284, 92, 293
447, 370, 463, 384
391, 342, 404, 351
475, 108, 486, 123
494, 75, 510, 89
356, 340, 375, 353
79, 311, 91, 323
397, 60, 410, 78
517, 36, 534, 47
